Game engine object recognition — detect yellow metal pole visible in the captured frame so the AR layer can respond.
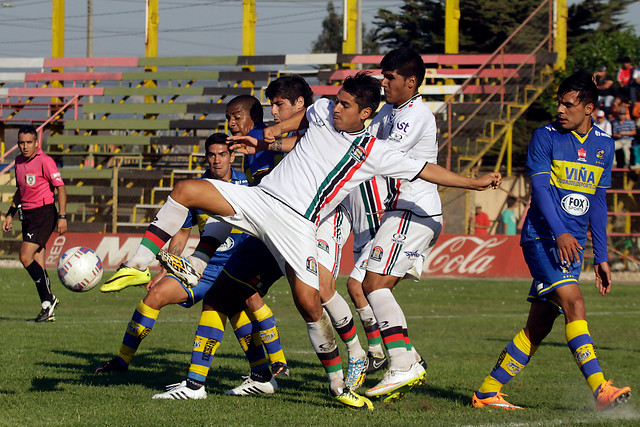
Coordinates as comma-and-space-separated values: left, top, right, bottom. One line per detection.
342, 0, 357, 68
506, 124, 513, 177
51, 0, 64, 103
554, 0, 567, 71
242, 0, 256, 88
145, 0, 158, 128
445, 0, 460, 54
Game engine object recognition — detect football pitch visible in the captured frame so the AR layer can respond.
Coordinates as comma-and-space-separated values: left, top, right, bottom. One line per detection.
0, 268, 637, 426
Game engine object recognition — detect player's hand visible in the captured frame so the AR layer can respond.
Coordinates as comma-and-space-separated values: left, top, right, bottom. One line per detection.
57, 218, 67, 235
263, 124, 282, 143
228, 135, 263, 155
473, 172, 502, 190
147, 268, 167, 291
594, 262, 612, 296
2, 217, 12, 232
556, 232, 583, 266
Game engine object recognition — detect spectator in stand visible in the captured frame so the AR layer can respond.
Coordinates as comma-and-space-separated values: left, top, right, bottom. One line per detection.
616, 57, 634, 102
594, 109, 612, 136
607, 96, 625, 121
630, 59, 640, 105
501, 196, 518, 235
611, 107, 636, 169
595, 66, 616, 110
473, 204, 490, 235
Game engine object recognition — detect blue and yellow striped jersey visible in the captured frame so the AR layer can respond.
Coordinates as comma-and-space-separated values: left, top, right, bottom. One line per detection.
521, 122, 614, 245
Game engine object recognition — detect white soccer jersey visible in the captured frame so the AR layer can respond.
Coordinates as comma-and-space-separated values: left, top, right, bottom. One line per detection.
343, 176, 387, 253
367, 93, 441, 217
258, 98, 427, 225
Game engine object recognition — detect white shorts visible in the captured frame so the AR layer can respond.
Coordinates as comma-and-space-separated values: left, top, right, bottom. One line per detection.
207, 179, 320, 290
316, 204, 352, 279
366, 210, 442, 279
350, 239, 373, 283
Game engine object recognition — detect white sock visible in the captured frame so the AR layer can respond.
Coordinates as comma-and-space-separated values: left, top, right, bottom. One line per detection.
367, 288, 413, 371
322, 292, 366, 360
126, 196, 189, 270
307, 309, 344, 395
356, 304, 385, 358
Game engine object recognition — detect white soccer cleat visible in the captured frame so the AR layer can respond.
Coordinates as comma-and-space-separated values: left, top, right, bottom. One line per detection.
224, 376, 278, 396
365, 363, 424, 399
156, 250, 203, 287
152, 381, 207, 400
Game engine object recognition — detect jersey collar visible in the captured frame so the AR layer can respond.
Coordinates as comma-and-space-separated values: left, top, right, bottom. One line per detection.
395, 93, 421, 110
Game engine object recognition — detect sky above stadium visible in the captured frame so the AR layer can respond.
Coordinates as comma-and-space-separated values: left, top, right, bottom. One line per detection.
0, 0, 638, 58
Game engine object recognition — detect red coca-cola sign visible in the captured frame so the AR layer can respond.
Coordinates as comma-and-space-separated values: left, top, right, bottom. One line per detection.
44, 232, 529, 278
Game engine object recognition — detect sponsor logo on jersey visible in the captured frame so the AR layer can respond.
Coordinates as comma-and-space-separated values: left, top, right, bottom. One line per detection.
349, 145, 367, 163
313, 119, 325, 127
358, 259, 368, 270
389, 131, 403, 142
26, 174, 36, 186
317, 239, 330, 253
370, 246, 384, 261
306, 257, 318, 275
404, 250, 425, 261
561, 193, 590, 216
396, 121, 410, 132
392, 233, 406, 244
51, 172, 61, 180
595, 148, 605, 159
578, 148, 587, 159
217, 236, 235, 252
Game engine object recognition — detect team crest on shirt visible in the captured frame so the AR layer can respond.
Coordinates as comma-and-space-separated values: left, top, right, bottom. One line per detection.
561, 193, 590, 216
370, 246, 384, 261
359, 259, 368, 270
26, 174, 36, 186
577, 148, 587, 162
595, 149, 605, 159
389, 131, 404, 142
317, 240, 330, 253
306, 257, 318, 275
349, 145, 366, 163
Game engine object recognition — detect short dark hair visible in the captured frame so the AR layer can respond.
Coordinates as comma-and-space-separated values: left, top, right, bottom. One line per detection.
341, 72, 381, 113
557, 71, 598, 108
507, 196, 517, 208
380, 48, 426, 87
265, 75, 314, 107
18, 125, 37, 138
227, 95, 263, 125
204, 132, 230, 152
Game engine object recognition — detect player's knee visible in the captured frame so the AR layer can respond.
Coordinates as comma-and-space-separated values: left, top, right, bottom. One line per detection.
561, 296, 586, 321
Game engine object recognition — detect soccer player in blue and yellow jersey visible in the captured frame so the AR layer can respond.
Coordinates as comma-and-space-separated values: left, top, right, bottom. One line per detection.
472, 71, 631, 411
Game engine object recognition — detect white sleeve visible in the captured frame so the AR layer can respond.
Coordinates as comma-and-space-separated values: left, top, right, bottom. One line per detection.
371, 142, 426, 181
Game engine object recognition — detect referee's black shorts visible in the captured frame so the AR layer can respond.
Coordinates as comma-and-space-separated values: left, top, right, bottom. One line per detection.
21, 203, 57, 248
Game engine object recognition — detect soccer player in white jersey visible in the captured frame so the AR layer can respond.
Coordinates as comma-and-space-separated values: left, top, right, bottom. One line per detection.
359, 48, 444, 401
104, 72, 501, 410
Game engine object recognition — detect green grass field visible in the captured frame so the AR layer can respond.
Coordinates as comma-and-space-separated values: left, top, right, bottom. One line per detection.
0, 268, 637, 426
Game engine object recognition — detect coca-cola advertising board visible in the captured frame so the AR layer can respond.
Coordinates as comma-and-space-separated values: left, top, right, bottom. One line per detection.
44, 232, 530, 278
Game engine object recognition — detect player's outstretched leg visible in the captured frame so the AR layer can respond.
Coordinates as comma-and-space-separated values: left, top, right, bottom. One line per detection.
354, 304, 388, 374
94, 301, 159, 374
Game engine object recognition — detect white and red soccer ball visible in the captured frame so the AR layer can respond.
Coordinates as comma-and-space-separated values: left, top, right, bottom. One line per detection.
57, 246, 103, 292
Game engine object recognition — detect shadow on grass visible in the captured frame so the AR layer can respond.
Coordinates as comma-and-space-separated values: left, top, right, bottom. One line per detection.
485, 338, 638, 353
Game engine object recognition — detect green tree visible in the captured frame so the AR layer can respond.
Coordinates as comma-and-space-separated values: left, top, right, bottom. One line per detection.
567, 0, 637, 46
311, 1, 380, 54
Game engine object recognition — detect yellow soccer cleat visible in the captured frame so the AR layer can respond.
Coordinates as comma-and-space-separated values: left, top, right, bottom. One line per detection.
595, 379, 631, 411
331, 388, 374, 411
100, 264, 151, 292
472, 391, 523, 410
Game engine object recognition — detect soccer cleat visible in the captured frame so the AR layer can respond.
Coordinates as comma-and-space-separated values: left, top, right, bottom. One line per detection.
331, 388, 374, 411
100, 264, 150, 292
595, 379, 631, 411
35, 296, 58, 322
156, 250, 202, 287
271, 362, 291, 377
152, 381, 207, 400
345, 356, 368, 390
93, 357, 128, 374
414, 359, 427, 385
472, 391, 523, 410
225, 376, 278, 396
365, 363, 424, 399
366, 352, 388, 374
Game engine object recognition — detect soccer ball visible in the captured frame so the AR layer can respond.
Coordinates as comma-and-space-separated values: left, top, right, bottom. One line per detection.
57, 246, 104, 292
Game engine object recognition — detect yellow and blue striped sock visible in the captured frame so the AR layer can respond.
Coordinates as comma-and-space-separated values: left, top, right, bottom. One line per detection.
566, 320, 605, 394
187, 310, 227, 385
251, 304, 286, 366
477, 329, 538, 398
231, 310, 270, 374
118, 301, 160, 365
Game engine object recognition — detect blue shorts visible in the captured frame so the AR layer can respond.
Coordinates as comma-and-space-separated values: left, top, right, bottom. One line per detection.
174, 261, 224, 308
522, 240, 583, 312
220, 236, 283, 297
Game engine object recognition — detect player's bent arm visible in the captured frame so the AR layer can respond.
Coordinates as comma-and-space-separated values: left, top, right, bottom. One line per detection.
416, 163, 502, 190
263, 109, 308, 143
56, 185, 67, 235
230, 135, 299, 155
529, 173, 569, 238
